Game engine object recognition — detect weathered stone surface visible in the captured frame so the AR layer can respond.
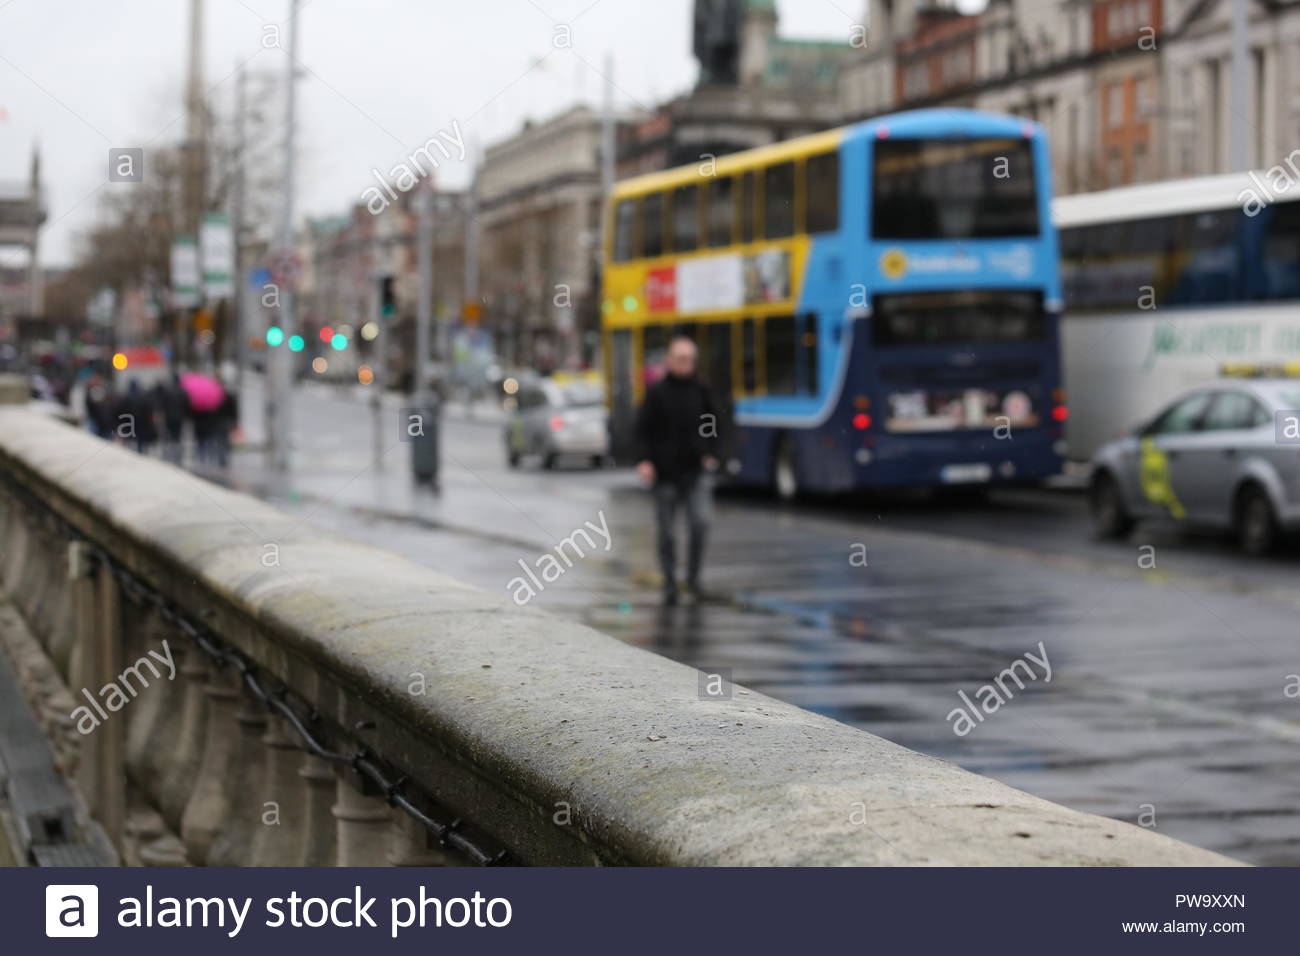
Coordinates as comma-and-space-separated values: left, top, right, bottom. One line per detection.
0, 410, 1242, 866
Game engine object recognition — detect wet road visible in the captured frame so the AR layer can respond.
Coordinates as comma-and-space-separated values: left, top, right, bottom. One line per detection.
217, 381, 1300, 865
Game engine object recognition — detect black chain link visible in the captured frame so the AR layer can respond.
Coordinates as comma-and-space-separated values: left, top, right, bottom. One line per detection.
0, 469, 508, 866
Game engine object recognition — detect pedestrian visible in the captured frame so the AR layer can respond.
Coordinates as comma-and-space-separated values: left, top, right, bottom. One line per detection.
634, 335, 720, 605
214, 382, 238, 469
84, 375, 113, 439
154, 374, 188, 464
118, 380, 159, 455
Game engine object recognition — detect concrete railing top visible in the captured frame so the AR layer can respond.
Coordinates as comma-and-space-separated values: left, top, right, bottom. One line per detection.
0, 409, 1240, 866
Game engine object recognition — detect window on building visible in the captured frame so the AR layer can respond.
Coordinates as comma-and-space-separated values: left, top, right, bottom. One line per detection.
741, 317, 759, 393
707, 176, 735, 248
741, 171, 756, 243
805, 152, 840, 234
1134, 142, 1149, 183
764, 162, 796, 239
613, 198, 638, 262
643, 192, 665, 258
764, 315, 798, 395
672, 184, 700, 253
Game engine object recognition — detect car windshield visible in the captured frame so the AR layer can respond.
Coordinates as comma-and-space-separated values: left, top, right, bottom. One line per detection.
1264, 387, 1300, 409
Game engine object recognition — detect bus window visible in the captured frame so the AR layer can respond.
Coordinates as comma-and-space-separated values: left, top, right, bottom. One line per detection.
642, 324, 670, 389
741, 171, 756, 243
764, 162, 796, 239
872, 138, 1037, 239
704, 321, 733, 397
613, 198, 638, 262
741, 318, 759, 393
672, 184, 700, 253
707, 176, 735, 248
644, 192, 665, 258
806, 152, 839, 234
764, 315, 798, 395
799, 315, 819, 396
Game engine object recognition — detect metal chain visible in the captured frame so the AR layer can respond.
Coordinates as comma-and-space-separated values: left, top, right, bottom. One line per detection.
0, 470, 508, 866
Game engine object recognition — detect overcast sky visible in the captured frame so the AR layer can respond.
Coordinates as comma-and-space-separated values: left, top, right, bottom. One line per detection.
0, 0, 981, 267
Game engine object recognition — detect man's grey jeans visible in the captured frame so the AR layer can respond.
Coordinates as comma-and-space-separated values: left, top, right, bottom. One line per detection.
653, 474, 713, 589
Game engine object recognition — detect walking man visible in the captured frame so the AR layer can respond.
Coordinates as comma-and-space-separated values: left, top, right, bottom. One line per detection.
635, 335, 720, 604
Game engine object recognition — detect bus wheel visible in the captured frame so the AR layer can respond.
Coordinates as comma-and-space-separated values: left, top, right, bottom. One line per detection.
773, 436, 799, 502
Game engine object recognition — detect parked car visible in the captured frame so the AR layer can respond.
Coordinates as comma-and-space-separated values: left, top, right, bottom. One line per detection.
505, 374, 608, 470
1089, 378, 1300, 555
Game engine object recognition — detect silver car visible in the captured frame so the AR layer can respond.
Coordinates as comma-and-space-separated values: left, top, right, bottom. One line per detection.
1089, 380, 1300, 555
505, 378, 608, 470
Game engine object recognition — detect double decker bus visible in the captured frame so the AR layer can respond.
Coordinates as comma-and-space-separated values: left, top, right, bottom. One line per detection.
601, 108, 1067, 497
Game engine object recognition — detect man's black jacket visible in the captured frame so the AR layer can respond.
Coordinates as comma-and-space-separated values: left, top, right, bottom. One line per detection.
634, 373, 721, 485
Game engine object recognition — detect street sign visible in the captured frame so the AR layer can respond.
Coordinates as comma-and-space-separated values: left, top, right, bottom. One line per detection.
200, 212, 235, 298
170, 237, 201, 307
269, 251, 303, 290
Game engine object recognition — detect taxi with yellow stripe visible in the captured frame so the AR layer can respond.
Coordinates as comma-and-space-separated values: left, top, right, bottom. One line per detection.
1089, 368, 1300, 555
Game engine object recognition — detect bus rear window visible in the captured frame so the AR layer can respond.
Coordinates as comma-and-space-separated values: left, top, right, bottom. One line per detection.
871, 290, 1045, 346
873, 138, 1038, 239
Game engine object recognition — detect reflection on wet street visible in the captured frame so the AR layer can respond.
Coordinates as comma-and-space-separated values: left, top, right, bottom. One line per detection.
222, 385, 1300, 865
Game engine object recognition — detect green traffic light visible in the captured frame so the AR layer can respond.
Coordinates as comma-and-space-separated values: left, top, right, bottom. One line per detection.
331, 333, 347, 351
266, 326, 284, 347
288, 335, 305, 352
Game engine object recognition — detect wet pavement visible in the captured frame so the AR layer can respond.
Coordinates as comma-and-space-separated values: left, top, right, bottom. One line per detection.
199, 379, 1300, 865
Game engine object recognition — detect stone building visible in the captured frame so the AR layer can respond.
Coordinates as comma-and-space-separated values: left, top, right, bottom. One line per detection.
841, 0, 1300, 195
618, 0, 856, 180
478, 105, 613, 369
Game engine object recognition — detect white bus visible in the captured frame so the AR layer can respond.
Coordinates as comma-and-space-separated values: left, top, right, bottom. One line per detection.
1053, 171, 1300, 460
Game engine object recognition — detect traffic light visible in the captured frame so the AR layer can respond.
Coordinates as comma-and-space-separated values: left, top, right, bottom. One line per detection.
380, 276, 396, 319
266, 326, 285, 347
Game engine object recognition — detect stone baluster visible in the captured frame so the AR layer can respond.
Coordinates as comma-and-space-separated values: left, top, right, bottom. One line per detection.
249, 714, 307, 866
179, 659, 241, 864
158, 643, 208, 833
298, 753, 339, 866
207, 691, 270, 866
67, 543, 126, 855
333, 775, 393, 866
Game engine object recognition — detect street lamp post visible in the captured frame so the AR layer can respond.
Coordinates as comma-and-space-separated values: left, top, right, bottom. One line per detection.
270, 0, 301, 474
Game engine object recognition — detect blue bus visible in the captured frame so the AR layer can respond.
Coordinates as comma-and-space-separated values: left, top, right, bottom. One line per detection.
602, 108, 1067, 497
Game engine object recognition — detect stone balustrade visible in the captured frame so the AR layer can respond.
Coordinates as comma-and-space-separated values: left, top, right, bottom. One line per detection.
0, 409, 1241, 866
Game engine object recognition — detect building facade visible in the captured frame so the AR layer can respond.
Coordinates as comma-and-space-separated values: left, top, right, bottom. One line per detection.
478, 105, 613, 369
841, 0, 1300, 195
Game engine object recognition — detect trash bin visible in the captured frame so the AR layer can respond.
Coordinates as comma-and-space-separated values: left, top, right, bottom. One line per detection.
409, 396, 441, 489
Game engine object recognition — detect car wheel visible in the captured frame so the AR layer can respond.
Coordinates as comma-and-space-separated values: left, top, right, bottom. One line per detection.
1236, 485, 1279, 556
773, 435, 799, 502
1089, 471, 1135, 539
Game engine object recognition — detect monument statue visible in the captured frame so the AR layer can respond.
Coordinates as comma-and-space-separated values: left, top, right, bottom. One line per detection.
693, 0, 744, 85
